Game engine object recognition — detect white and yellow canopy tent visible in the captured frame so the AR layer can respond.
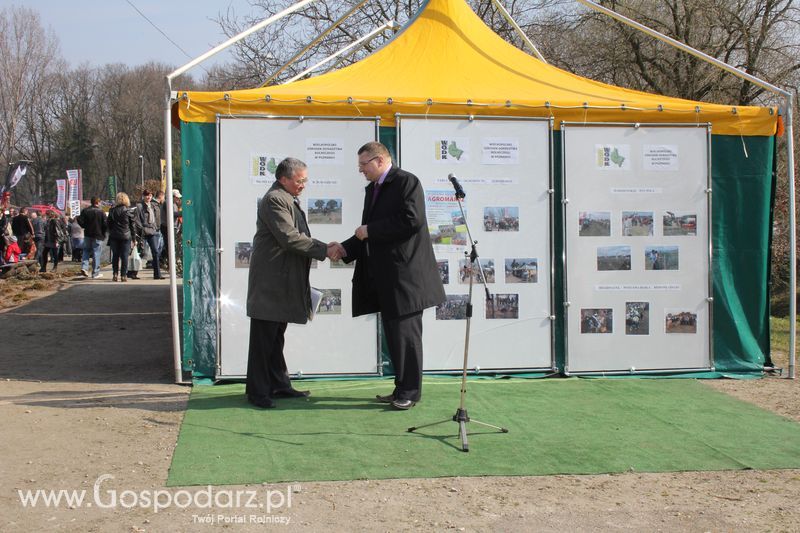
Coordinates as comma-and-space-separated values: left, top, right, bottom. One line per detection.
162, 0, 790, 382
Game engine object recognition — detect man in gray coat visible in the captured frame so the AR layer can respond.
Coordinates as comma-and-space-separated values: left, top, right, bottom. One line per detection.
245, 157, 332, 409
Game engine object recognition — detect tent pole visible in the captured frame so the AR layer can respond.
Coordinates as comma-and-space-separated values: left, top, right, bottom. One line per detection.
285, 22, 395, 84
167, 0, 321, 81
490, 0, 547, 62
260, 0, 370, 87
164, 80, 188, 385
786, 93, 796, 379
576, 0, 796, 378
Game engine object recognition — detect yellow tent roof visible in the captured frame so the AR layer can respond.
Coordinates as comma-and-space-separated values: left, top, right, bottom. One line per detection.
177, 0, 776, 136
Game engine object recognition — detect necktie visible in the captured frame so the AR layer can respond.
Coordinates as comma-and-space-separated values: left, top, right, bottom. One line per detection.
371, 183, 381, 206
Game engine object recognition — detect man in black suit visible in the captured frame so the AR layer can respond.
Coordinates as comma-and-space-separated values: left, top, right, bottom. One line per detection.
332, 142, 445, 410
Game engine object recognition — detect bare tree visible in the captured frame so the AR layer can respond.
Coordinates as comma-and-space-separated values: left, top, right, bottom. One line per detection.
535, 0, 800, 107
0, 5, 62, 205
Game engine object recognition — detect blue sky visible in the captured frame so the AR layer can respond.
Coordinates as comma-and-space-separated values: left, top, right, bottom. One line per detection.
2, 0, 255, 71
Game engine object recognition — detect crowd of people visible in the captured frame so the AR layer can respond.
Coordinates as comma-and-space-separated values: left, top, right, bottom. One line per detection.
0, 189, 182, 281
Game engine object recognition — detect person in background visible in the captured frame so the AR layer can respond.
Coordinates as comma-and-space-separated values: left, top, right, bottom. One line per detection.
3, 235, 21, 263
11, 207, 34, 241
107, 192, 138, 282
77, 197, 108, 279
0, 208, 10, 260
40, 210, 67, 272
30, 211, 45, 262
20, 233, 35, 259
136, 190, 163, 280
68, 216, 84, 262
154, 190, 165, 262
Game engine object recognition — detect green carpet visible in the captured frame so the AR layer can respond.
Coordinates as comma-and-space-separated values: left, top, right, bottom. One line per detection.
167, 379, 800, 486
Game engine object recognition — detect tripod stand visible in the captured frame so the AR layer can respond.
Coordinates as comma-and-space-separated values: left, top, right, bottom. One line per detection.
408, 183, 508, 452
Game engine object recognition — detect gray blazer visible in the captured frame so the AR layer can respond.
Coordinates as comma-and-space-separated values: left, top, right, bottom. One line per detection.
246, 181, 327, 323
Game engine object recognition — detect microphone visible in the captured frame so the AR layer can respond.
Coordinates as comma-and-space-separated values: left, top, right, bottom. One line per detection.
448, 173, 466, 199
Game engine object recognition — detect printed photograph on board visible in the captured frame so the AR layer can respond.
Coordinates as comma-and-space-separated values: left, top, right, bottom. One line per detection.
622, 211, 654, 236
317, 289, 342, 315
579, 211, 611, 237
484, 206, 519, 232
437, 259, 450, 284
644, 246, 679, 270
458, 258, 495, 284
665, 310, 697, 333
505, 258, 538, 283
307, 198, 342, 224
436, 294, 469, 320
625, 302, 650, 335
580, 308, 613, 334
597, 246, 631, 271
234, 242, 252, 268
662, 211, 697, 236
330, 258, 354, 269
486, 293, 519, 319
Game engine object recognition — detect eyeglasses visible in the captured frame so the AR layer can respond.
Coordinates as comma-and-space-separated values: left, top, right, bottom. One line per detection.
358, 156, 379, 169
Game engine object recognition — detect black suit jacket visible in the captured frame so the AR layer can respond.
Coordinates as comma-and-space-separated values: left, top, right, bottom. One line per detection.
343, 166, 445, 319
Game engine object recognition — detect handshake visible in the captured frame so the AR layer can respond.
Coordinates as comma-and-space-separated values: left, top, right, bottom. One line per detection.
325, 225, 368, 262
327, 242, 345, 261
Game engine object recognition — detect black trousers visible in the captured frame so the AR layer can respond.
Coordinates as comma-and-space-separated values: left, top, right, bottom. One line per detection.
246, 318, 292, 399
382, 310, 424, 401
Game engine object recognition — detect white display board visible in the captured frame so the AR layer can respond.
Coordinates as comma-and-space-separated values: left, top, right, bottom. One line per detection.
562, 124, 712, 374
398, 116, 554, 372
217, 116, 379, 377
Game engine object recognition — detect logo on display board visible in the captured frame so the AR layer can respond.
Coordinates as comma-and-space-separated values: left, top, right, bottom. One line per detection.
250, 154, 280, 184
434, 138, 469, 163
595, 144, 630, 170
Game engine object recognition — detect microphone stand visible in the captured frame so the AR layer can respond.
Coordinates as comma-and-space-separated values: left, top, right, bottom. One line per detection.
407, 178, 509, 452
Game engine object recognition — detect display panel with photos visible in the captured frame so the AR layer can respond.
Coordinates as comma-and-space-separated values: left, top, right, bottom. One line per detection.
563, 124, 711, 373
398, 116, 553, 372
217, 116, 379, 377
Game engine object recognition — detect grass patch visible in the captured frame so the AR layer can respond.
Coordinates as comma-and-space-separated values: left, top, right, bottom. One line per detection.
769, 316, 799, 369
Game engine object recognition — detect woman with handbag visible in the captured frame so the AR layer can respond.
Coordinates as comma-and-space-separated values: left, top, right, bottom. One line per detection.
107, 192, 138, 282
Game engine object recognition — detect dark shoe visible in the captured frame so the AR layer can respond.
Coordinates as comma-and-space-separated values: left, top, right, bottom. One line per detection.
120, 276, 127, 282
154, 275, 166, 280
375, 393, 395, 404
270, 388, 310, 398
113, 273, 119, 282
391, 399, 416, 410
247, 395, 275, 409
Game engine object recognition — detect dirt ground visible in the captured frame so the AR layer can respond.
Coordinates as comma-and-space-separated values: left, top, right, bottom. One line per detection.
1, 269, 799, 532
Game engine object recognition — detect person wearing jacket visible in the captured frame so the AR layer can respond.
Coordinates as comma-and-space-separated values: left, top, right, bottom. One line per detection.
136, 190, 163, 280
77, 197, 108, 279
245, 157, 333, 409
40, 211, 67, 272
331, 142, 446, 410
3, 235, 21, 263
30, 211, 45, 261
106, 192, 139, 282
